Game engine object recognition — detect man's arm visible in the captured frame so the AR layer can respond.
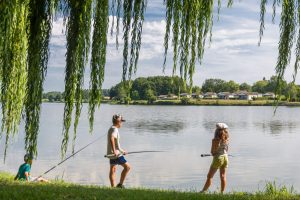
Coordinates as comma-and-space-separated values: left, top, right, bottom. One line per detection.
110, 135, 118, 156
118, 142, 126, 155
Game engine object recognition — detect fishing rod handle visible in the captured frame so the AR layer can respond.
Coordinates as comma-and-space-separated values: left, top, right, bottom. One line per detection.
201, 154, 212, 157
201, 154, 234, 157
104, 153, 123, 158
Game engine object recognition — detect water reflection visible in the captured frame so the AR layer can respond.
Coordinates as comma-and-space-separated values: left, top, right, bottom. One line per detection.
254, 120, 298, 135
127, 119, 185, 134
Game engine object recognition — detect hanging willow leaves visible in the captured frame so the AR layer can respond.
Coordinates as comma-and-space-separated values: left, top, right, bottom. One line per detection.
62, 0, 92, 157
0, 0, 29, 161
110, 0, 147, 82
275, 0, 296, 94
163, 0, 214, 91
89, 0, 109, 133
259, 0, 267, 46
130, 0, 146, 77
163, 0, 173, 72
25, 0, 57, 158
122, 0, 132, 82
293, 0, 300, 82
272, 0, 281, 23
115, 0, 122, 48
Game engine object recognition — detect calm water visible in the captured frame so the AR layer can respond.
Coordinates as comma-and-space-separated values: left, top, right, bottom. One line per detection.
1, 103, 300, 192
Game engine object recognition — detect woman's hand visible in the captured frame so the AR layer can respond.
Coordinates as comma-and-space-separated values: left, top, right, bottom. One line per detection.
211, 139, 220, 155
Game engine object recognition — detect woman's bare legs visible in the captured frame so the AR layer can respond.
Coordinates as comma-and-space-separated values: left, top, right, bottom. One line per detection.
220, 167, 227, 193
201, 167, 218, 192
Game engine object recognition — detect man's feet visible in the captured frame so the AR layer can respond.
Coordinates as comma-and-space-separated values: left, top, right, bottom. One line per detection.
116, 183, 125, 189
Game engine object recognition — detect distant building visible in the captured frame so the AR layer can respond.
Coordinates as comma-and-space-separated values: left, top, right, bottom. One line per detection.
231, 93, 240, 99
263, 92, 276, 99
158, 94, 178, 100
158, 95, 168, 100
180, 93, 191, 98
236, 91, 262, 100
167, 94, 178, 100
191, 93, 203, 99
217, 92, 235, 100
103, 96, 111, 100
204, 92, 218, 99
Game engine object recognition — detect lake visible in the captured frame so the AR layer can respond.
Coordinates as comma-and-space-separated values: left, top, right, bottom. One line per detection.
1, 103, 300, 192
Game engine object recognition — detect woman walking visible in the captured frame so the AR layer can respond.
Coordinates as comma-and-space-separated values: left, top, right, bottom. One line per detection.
201, 123, 229, 193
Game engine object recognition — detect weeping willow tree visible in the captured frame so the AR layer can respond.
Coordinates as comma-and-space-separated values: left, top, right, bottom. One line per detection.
1, 0, 300, 160
162, 0, 237, 91
25, 0, 57, 159
258, 0, 299, 95
88, 0, 109, 134
0, 0, 29, 161
61, 0, 93, 157
62, 0, 147, 157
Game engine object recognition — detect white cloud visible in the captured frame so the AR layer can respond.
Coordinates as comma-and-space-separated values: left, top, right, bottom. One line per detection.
44, 0, 299, 92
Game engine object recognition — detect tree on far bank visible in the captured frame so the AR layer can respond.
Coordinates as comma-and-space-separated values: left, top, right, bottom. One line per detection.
145, 89, 156, 104
286, 83, 300, 102
109, 83, 128, 101
224, 80, 239, 93
131, 90, 140, 100
265, 76, 288, 95
192, 86, 201, 94
252, 80, 268, 93
239, 83, 251, 91
202, 79, 226, 93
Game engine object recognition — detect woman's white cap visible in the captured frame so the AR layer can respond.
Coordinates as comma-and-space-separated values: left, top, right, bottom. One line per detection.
216, 123, 228, 129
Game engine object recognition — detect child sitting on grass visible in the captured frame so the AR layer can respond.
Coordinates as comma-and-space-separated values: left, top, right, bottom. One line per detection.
201, 123, 229, 193
14, 154, 48, 182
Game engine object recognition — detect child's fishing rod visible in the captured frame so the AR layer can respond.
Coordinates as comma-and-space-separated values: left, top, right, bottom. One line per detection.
201, 154, 235, 157
33, 135, 105, 181
104, 151, 165, 158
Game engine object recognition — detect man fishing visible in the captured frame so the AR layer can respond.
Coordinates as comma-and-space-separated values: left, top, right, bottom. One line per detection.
107, 114, 131, 188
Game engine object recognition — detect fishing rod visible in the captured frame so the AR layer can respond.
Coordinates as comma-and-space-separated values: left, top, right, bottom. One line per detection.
104, 150, 165, 158
201, 154, 235, 157
33, 135, 105, 181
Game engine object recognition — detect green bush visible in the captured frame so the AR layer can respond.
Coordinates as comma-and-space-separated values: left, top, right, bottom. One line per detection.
180, 97, 191, 105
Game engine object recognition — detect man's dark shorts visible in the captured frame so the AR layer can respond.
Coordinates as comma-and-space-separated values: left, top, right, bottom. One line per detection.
110, 156, 127, 165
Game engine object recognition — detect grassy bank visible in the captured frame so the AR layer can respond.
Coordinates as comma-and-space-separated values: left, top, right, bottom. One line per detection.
1, 172, 299, 200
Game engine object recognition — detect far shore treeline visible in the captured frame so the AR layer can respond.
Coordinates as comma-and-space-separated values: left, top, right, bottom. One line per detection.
43, 76, 300, 103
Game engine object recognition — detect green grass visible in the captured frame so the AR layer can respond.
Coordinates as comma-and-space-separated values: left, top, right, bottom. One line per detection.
1, 172, 300, 200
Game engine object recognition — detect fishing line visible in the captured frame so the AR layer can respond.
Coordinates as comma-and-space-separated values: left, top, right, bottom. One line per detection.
33, 134, 107, 181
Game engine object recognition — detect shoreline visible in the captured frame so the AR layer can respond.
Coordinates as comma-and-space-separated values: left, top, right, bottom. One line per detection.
42, 99, 300, 107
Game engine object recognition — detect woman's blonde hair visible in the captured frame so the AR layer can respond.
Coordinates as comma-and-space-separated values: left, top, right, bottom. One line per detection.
214, 128, 229, 142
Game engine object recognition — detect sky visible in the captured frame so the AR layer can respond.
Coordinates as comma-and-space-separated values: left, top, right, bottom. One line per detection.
44, 0, 300, 92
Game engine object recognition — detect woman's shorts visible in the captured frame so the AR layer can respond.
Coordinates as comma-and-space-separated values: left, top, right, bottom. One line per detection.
211, 154, 228, 169
110, 156, 127, 166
